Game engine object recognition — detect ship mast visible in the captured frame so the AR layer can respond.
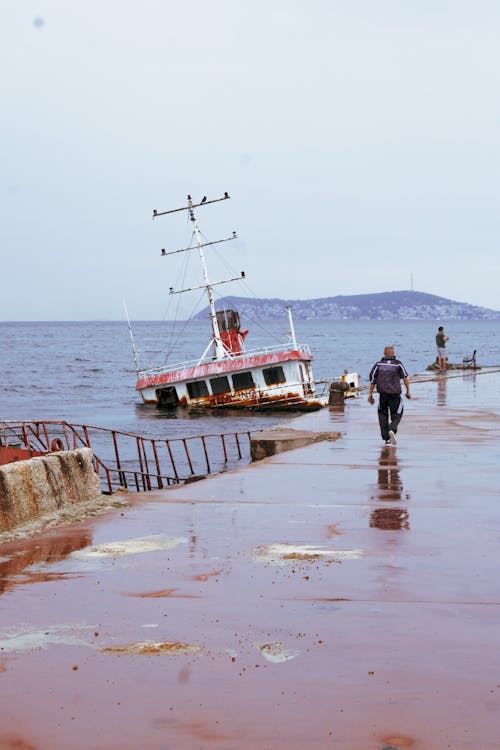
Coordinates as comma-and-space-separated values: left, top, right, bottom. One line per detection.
189, 196, 225, 360
153, 193, 243, 361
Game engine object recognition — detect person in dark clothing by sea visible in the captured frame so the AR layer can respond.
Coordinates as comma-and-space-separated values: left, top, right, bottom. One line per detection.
435, 326, 449, 373
368, 346, 411, 445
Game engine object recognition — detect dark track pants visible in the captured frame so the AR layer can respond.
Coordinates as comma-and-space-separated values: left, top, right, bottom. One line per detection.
377, 393, 404, 441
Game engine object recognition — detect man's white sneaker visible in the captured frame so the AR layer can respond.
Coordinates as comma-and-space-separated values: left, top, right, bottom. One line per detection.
389, 430, 397, 445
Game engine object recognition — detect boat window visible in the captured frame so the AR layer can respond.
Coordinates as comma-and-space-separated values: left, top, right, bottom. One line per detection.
263, 366, 286, 385
232, 371, 255, 390
187, 380, 209, 399
210, 376, 231, 395
156, 386, 179, 408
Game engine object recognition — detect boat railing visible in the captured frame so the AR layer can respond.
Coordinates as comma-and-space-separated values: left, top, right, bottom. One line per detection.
0, 419, 252, 495
138, 342, 312, 380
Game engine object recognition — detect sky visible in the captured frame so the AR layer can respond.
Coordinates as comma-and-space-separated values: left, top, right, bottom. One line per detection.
1, 0, 499, 320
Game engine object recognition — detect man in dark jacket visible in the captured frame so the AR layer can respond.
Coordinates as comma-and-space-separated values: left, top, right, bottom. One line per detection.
368, 346, 411, 445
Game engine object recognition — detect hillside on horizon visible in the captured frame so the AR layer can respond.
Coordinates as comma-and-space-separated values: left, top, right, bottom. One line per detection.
194, 290, 500, 321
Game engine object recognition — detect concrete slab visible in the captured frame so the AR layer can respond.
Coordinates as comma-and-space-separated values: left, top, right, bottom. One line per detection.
250, 427, 340, 461
0, 369, 499, 749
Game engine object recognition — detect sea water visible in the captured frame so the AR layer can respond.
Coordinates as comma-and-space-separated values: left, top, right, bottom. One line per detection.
1, 318, 499, 440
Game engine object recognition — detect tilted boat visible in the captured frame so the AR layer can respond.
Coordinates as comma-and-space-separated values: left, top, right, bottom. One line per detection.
132, 193, 336, 411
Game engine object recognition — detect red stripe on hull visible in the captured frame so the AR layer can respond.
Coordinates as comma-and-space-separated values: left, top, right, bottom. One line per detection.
136, 350, 312, 391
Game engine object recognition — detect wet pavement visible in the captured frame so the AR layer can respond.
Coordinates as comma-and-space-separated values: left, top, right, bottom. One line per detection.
0, 369, 499, 750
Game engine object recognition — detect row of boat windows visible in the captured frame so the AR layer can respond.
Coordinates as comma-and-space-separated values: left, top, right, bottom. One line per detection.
187, 366, 286, 399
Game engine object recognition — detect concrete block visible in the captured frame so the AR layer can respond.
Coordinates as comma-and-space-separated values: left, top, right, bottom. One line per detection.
0, 448, 103, 532
250, 428, 340, 461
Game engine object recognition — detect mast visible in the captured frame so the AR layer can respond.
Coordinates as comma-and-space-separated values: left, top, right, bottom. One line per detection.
188, 196, 225, 360
286, 306, 298, 349
123, 300, 140, 376
153, 192, 243, 361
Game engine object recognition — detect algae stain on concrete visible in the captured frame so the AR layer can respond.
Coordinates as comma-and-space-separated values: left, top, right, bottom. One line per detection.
254, 543, 365, 565
0, 624, 96, 653
258, 642, 300, 663
70, 534, 187, 559
101, 641, 201, 656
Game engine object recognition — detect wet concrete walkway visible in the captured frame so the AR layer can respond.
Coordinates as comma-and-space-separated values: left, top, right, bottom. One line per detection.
0, 370, 499, 750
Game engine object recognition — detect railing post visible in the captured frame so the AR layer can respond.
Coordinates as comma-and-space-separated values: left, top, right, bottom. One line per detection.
151, 440, 164, 489
42, 422, 50, 451
221, 434, 228, 463
183, 438, 195, 475
62, 422, 71, 449
105, 467, 113, 494
83, 425, 91, 447
112, 431, 127, 488
20, 424, 28, 449
165, 440, 179, 482
142, 439, 152, 491
136, 437, 150, 491
234, 432, 241, 459
201, 436, 210, 474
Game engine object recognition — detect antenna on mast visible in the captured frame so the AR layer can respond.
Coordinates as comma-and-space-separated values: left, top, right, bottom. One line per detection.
123, 301, 140, 376
285, 306, 298, 350
152, 192, 230, 220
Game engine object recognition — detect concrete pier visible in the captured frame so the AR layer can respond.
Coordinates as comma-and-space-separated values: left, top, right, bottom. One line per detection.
0, 370, 499, 750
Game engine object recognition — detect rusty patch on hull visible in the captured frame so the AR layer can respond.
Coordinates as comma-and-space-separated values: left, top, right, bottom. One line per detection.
152, 391, 323, 411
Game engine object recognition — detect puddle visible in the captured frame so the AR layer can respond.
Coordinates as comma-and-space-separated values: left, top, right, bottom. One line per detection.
101, 640, 201, 656
70, 535, 187, 559
258, 642, 300, 663
255, 543, 364, 565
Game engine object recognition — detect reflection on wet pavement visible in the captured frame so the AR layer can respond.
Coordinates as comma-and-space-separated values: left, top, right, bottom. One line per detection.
437, 375, 447, 406
0, 528, 92, 596
370, 446, 410, 531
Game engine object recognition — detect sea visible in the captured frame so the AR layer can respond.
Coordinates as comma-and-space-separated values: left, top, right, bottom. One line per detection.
1, 318, 499, 442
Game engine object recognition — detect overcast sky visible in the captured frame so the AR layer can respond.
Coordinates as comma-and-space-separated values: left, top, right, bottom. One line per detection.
1, 1, 499, 320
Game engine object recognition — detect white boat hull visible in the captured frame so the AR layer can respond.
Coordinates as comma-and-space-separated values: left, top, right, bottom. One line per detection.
136, 349, 325, 411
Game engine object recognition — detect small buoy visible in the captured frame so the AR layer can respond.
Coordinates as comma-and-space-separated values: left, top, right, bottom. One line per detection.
50, 437, 65, 452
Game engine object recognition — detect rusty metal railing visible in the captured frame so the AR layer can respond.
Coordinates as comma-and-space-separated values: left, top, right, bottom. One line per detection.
0, 420, 252, 494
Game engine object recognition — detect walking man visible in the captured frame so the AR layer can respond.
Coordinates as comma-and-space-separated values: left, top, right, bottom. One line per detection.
435, 326, 449, 373
368, 346, 411, 445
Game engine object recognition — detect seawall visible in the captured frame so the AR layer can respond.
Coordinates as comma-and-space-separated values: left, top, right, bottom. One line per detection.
0, 448, 103, 533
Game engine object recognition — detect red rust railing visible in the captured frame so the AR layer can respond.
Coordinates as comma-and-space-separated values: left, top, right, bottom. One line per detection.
0, 420, 252, 494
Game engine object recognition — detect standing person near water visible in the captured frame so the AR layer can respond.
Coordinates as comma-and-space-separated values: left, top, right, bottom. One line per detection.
368, 346, 411, 445
435, 326, 449, 373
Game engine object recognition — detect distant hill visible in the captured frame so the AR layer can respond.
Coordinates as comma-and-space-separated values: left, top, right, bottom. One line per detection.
194, 291, 500, 321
